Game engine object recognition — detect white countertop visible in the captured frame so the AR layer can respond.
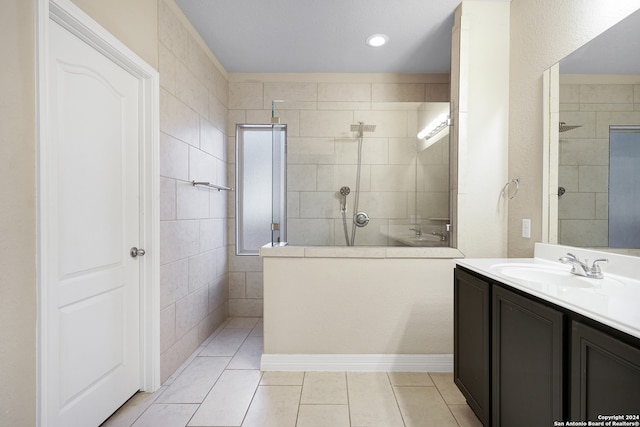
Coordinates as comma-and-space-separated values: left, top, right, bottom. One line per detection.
455, 243, 640, 340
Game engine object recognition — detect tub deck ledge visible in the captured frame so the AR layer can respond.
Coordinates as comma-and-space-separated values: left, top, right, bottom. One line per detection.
260, 244, 465, 259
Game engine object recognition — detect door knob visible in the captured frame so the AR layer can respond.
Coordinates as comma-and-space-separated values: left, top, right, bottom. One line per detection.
130, 247, 146, 258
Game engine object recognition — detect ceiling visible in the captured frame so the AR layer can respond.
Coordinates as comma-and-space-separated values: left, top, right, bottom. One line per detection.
175, 1, 640, 75
175, 0, 470, 74
560, 7, 640, 74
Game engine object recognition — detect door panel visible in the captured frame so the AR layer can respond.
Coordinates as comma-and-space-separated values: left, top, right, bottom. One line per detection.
571, 321, 640, 419
492, 286, 564, 426
47, 19, 141, 426
454, 268, 491, 427
58, 288, 125, 403
57, 62, 125, 276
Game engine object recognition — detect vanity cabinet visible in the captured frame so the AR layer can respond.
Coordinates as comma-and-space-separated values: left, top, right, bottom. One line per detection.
571, 321, 640, 419
492, 286, 564, 426
454, 266, 640, 427
454, 267, 564, 427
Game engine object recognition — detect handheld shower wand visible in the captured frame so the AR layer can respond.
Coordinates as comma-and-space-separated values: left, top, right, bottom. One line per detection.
339, 186, 351, 213
339, 186, 351, 245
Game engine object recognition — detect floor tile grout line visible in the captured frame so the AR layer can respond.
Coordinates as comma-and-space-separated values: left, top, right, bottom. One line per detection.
181, 357, 234, 427
224, 318, 263, 427
296, 402, 351, 406
238, 371, 264, 427
293, 372, 306, 427
117, 319, 477, 427
428, 372, 463, 427
345, 372, 352, 427
196, 317, 233, 350
153, 318, 259, 427
386, 372, 408, 427
105, 385, 167, 427
198, 323, 254, 360
200, 319, 262, 424
163, 318, 233, 388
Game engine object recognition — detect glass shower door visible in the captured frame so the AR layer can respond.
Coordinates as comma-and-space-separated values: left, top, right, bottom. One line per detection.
609, 126, 640, 248
235, 124, 287, 254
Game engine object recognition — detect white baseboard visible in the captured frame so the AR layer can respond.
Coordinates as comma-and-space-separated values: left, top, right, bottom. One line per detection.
260, 353, 453, 372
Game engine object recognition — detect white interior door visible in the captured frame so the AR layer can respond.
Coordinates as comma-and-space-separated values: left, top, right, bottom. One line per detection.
44, 18, 142, 426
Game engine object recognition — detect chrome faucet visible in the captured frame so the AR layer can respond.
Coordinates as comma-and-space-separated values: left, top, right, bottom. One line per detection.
409, 227, 422, 237
432, 231, 448, 242
558, 253, 608, 279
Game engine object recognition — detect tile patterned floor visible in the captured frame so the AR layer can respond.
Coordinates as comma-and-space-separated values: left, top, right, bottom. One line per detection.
102, 318, 482, 427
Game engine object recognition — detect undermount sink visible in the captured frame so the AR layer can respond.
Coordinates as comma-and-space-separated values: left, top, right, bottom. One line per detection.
490, 263, 625, 289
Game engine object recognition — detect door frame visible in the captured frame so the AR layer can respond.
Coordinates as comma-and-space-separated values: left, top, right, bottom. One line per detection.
36, 0, 160, 424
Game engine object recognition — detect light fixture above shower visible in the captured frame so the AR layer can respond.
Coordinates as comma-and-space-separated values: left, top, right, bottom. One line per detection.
417, 113, 450, 150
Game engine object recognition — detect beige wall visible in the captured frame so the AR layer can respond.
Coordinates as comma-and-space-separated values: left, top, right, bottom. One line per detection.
0, 1, 37, 425
262, 253, 457, 355
508, 0, 640, 257
452, 1, 510, 258
70, 0, 158, 69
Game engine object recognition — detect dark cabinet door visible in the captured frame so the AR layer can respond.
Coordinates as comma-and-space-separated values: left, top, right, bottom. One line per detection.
454, 268, 491, 426
492, 286, 564, 427
571, 321, 640, 419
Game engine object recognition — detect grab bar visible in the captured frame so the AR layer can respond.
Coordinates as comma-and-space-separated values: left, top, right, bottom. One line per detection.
192, 181, 234, 192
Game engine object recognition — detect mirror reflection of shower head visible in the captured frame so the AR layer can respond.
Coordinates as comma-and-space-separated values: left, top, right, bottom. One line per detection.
350, 122, 376, 137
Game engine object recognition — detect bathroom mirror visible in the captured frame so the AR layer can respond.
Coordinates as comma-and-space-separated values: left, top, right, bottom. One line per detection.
544, 8, 640, 250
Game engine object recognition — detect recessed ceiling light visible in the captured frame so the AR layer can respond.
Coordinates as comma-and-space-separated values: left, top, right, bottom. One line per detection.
366, 34, 388, 47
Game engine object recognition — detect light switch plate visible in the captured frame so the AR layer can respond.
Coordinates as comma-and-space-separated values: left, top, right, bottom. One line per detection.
522, 218, 531, 238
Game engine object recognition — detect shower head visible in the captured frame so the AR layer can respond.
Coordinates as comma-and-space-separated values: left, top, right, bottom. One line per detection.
339, 186, 351, 197
350, 122, 376, 135
559, 122, 582, 133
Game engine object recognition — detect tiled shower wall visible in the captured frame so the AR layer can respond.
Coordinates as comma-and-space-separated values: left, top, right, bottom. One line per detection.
559, 78, 640, 247
227, 76, 450, 317
158, 0, 230, 382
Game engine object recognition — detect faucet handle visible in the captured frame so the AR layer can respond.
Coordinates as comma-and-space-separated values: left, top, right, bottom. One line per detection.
591, 258, 608, 273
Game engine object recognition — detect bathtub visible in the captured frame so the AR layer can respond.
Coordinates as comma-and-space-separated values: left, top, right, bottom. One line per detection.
259, 245, 464, 372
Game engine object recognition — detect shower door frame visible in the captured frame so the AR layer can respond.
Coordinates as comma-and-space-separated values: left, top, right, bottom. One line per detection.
235, 124, 287, 255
